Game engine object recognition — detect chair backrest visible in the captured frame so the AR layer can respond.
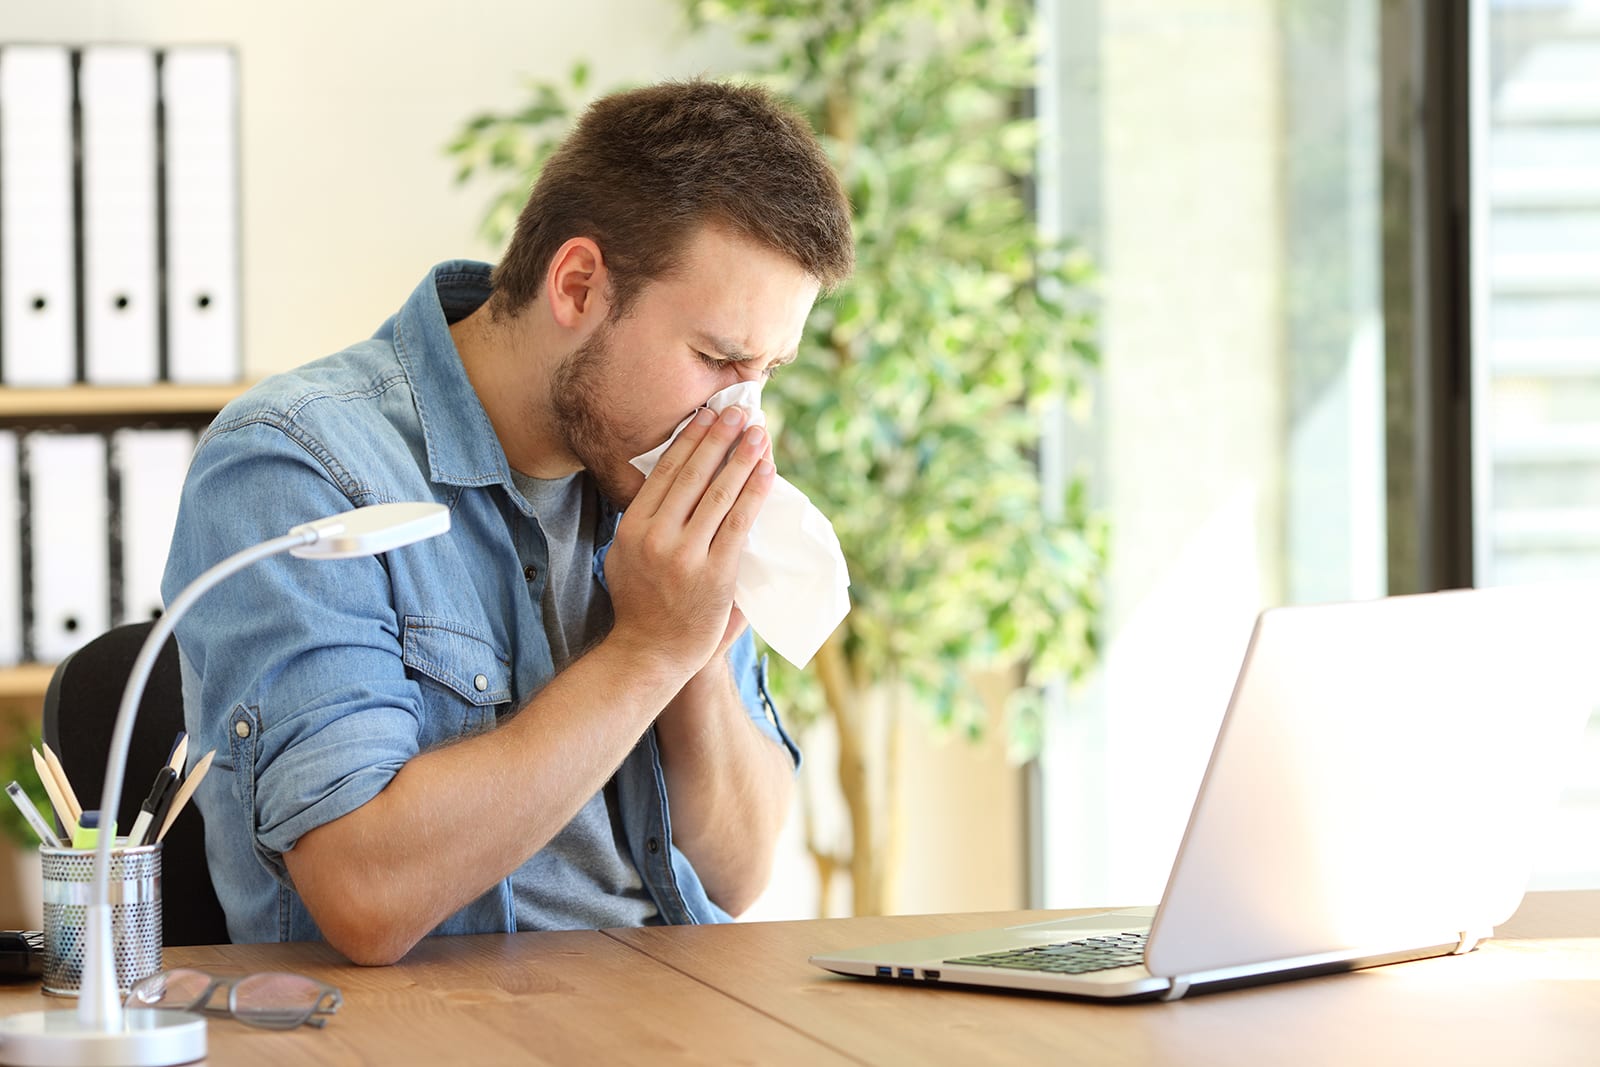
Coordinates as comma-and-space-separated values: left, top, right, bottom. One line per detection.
41, 621, 230, 946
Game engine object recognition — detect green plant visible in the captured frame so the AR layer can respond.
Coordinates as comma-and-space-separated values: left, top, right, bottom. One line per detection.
448, 0, 1105, 916
0, 725, 53, 848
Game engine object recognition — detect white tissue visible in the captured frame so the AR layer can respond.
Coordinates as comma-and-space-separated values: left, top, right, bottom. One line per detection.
628, 381, 850, 668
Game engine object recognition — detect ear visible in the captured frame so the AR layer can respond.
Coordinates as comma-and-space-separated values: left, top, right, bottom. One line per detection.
544, 237, 611, 330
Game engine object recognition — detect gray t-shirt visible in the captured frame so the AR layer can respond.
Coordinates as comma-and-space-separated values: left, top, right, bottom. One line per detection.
507, 468, 659, 929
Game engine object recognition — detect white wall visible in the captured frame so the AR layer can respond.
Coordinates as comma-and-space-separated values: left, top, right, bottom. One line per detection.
0, 1, 732, 377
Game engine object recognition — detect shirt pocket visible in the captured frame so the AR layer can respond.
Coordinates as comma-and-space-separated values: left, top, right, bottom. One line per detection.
400, 615, 512, 739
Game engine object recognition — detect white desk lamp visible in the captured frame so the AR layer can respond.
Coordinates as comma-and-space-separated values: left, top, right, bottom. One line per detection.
0, 502, 450, 1066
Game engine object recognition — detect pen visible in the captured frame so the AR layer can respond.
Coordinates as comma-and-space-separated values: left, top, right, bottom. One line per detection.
5, 781, 64, 848
156, 750, 214, 844
127, 766, 178, 849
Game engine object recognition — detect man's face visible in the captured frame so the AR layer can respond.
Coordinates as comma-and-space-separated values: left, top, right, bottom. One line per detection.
549, 225, 820, 504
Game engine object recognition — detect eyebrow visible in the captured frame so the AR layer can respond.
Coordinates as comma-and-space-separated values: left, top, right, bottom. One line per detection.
694, 333, 797, 367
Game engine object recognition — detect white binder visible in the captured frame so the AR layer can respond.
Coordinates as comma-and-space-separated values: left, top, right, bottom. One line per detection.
26, 433, 110, 663
112, 427, 195, 625
162, 47, 241, 384
0, 46, 77, 386
81, 46, 161, 385
0, 432, 22, 667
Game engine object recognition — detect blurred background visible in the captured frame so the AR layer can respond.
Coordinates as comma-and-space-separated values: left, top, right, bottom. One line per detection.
0, 0, 1594, 929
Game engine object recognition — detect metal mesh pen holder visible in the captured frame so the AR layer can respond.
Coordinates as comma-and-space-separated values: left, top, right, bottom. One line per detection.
40, 842, 164, 997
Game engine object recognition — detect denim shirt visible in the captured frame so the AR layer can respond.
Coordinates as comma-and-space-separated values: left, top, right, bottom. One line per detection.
161, 261, 800, 944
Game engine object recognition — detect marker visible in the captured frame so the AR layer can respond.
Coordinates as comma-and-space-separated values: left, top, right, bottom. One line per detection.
128, 766, 178, 849
71, 810, 114, 851
156, 750, 214, 843
144, 766, 186, 846
5, 781, 64, 848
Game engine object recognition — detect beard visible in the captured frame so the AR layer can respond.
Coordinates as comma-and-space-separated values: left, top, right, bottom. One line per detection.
548, 324, 647, 505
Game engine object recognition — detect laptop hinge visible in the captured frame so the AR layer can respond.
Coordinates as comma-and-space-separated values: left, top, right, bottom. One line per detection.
1160, 976, 1192, 1002
1453, 927, 1491, 955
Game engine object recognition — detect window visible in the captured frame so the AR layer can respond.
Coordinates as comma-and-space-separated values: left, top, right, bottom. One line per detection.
1473, 0, 1600, 887
1036, 0, 1386, 905
1035, 0, 1597, 906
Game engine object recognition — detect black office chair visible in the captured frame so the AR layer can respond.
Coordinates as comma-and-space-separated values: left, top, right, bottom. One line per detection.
41, 621, 231, 946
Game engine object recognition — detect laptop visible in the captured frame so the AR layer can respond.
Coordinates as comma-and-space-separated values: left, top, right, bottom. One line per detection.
810, 585, 1594, 1001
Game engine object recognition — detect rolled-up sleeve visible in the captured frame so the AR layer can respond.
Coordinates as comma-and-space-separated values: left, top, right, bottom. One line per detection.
726, 631, 801, 771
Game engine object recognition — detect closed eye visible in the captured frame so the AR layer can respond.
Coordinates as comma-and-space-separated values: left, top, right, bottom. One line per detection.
694, 349, 783, 380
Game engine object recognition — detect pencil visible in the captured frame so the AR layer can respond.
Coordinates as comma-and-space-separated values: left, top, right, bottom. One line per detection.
155, 750, 214, 844
31, 749, 74, 834
39, 743, 82, 827
167, 734, 189, 777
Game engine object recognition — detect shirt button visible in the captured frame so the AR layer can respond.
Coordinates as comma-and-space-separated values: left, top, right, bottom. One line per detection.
646, 837, 661, 855
234, 720, 251, 739
473, 673, 488, 692
523, 565, 537, 582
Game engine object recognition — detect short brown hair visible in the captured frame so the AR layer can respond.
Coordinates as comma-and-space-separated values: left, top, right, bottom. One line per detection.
489, 79, 854, 320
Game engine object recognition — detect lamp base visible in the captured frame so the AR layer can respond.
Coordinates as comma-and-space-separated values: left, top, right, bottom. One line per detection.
0, 1009, 205, 1066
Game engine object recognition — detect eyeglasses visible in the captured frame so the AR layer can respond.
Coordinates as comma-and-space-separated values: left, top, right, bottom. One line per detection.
125, 968, 343, 1030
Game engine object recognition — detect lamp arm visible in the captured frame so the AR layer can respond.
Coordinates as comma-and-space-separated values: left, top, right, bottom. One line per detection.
77, 530, 314, 1031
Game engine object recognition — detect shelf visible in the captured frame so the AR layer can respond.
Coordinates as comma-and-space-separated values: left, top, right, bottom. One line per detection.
0, 386, 248, 703
0, 383, 248, 421
0, 665, 56, 702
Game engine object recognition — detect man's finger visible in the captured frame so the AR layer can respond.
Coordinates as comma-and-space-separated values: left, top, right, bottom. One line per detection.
631, 407, 717, 518
706, 451, 775, 567
651, 406, 751, 526
685, 422, 766, 537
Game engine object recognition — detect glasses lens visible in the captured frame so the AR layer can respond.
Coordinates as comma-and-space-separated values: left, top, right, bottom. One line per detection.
126, 968, 215, 1010
230, 973, 335, 1030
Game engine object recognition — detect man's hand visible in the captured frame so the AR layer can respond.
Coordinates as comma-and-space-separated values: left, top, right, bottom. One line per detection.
605, 405, 775, 679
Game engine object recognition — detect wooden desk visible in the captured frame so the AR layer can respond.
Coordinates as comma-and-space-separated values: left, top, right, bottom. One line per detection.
0, 891, 1594, 1065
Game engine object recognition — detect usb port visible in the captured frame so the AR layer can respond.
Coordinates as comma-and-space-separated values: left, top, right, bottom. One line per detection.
875, 965, 892, 978
898, 967, 914, 979
923, 969, 941, 981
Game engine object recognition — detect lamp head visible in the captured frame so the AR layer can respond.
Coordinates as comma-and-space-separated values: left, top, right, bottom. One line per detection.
289, 501, 451, 559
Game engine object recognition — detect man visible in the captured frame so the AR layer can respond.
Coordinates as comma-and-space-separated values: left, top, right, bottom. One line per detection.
163, 80, 855, 964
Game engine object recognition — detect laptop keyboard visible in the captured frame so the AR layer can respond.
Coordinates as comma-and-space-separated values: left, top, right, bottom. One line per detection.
946, 931, 1149, 975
